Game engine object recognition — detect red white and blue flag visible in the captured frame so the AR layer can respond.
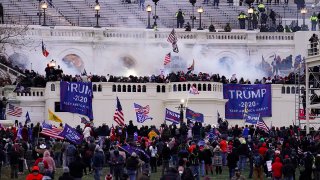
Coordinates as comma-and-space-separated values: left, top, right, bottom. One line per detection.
134, 103, 153, 123
40, 121, 64, 139
189, 85, 199, 95
42, 41, 49, 57
80, 117, 89, 124
164, 52, 171, 65
167, 29, 179, 53
114, 97, 125, 126
7, 104, 22, 117
257, 118, 269, 133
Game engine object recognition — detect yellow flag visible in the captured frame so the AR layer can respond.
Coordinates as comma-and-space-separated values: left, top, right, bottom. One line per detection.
48, 109, 62, 123
148, 130, 158, 140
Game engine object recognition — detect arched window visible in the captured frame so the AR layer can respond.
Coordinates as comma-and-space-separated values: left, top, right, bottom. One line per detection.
173, 84, 177, 92
281, 86, 285, 94
112, 85, 116, 92
93, 84, 97, 92
157, 85, 160, 93
128, 85, 131, 92
133, 85, 136, 92
198, 84, 201, 91
203, 84, 207, 91
187, 84, 191, 90
51, 84, 55, 91
291, 86, 295, 94
183, 84, 187, 91
36, 92, 39, 96
286, 86, 290, 94
40, 92, 43, 96
32, 92, 35, 96
122, 85, 126, 92
138, 85, 141, 92
208, 84, 212, 91
142, 85, 146, 92
178, 84, 182, 91
98, 85, 102, 92
162, 85, 166, 93
117, 85, 121, 92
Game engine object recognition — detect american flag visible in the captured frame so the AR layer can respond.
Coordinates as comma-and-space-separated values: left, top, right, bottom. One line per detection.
164, 53, 171, 65
7, 104, 22, 117
42, 41, 49, 57
189, 85, 199, 95
257, 118, 269, 133
167, 29, 179, 53
80, 117, 89, 124
114, 97, 125, 126
40, 121, 64, 139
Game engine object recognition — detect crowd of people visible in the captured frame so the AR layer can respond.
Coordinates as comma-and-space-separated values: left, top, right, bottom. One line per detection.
0, 119, 319, 180
0, 56, 305, 92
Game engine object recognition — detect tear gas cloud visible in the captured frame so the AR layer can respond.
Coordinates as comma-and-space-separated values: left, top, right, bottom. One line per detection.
33, 43, 268, 82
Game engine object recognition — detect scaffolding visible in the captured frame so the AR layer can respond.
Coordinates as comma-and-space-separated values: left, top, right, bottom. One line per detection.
303, 41, 320, 134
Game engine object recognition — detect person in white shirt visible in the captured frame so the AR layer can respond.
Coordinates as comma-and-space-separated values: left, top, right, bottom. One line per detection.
83, 124, 92, 143
149, 144, 158, 173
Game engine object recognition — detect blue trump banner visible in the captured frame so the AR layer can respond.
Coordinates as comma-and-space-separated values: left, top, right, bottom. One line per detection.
244, 113, 260, 124
59, 124, 83, 145
223, 84, 272, 119
165, 108, 180, 124
186, 108, 204, 123
60, 81, 93, 119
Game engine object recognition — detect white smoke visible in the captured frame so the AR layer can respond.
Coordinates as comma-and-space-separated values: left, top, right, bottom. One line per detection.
22, 40, 272, 82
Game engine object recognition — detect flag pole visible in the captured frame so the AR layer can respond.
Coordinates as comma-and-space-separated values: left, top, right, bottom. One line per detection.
185, 91, 190, 108
253, 114, 260, 137
36, 120, 42, 146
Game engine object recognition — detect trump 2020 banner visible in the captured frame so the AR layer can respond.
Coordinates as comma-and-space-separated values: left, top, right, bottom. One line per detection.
223, 84, 272, 119
165, 108, 180, 124
186, 108, 204, 123
59, 124, 83, 145
60, 81, 93, 119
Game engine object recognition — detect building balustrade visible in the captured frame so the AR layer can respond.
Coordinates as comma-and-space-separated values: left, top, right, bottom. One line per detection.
18, 25, 296, 43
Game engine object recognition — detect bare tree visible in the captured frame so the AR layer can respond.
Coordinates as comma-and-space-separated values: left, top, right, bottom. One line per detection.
0, 24, 34, 52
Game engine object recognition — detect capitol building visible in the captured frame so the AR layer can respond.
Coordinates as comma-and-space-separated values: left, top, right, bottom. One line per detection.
0, 24, 318, 130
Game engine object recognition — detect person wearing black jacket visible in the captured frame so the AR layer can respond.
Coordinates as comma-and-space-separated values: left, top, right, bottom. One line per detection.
237, 139, 248, 172
126, 152, 139, 180
162, 143, 171, 176
98, 124, 110, 147
0, 3, 3, 24
161, 167, 181, 180
58, 167, 74, 180
282, 158, 295, 180
127, 121, 135, 142
69, 155, 85, 179
10, 145, 19, 179
227, 148, 239, 179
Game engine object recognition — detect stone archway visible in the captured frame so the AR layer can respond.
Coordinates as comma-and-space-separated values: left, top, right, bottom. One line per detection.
61, 54, 84, 73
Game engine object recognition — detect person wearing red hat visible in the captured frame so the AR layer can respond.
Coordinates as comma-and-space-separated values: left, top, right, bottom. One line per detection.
272, 157, 283, 180
26, 166, 43, 180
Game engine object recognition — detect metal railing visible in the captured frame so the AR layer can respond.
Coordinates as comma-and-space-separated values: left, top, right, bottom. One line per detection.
307, 42, 320, 56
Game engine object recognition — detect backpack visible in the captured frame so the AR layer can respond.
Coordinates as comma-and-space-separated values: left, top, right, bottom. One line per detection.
38, 159, 46, 174
253, 154, 262, 167
66, 145, 76, 157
